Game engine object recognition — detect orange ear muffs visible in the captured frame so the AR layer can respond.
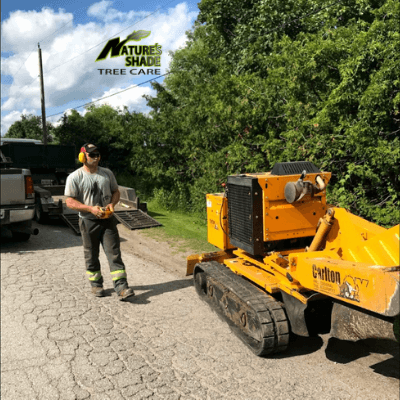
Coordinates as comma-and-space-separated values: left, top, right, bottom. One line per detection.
78, 146, 87, 163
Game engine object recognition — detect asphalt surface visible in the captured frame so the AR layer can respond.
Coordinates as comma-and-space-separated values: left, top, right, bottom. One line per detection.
1, 220, 399, 400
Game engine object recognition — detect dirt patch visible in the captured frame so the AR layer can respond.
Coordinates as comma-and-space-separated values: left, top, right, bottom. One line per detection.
118, 226, 195, 279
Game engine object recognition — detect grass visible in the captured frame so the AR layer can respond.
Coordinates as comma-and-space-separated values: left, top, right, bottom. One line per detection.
140, 199, 217, 255
114, 172, 217, 254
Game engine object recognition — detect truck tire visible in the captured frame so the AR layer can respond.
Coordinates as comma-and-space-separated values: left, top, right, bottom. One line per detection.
35, 200, 47, 224
12, 231, 31, 241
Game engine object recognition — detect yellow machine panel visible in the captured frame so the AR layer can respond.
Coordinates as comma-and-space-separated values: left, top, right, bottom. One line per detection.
289, 249, 400, 317
225, 167, 332, 256
325, 207, 399, 265
206, 193, 235, 250
258, 172, 331, 242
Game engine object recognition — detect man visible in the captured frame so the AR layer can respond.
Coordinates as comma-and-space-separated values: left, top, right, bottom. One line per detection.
65, 143, 135, 300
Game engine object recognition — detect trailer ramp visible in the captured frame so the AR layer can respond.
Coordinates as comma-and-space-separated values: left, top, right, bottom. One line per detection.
114, 210, 162, 230
61, 210, 161, 235
60, 213, 81, 235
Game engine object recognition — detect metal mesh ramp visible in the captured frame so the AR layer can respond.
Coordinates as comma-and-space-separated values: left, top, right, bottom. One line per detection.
114, 210, 162, 230
61, 210, 161, 235
60, 213, 81, 235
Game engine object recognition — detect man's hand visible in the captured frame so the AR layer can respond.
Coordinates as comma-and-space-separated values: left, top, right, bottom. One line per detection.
105, 203, 115, 214
91, 205, 105, 218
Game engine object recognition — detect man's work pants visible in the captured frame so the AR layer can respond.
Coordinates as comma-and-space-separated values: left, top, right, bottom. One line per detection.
79, 216, 128, 294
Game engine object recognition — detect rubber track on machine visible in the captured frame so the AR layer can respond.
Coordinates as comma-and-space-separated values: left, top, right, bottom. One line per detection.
194, 261, 289, 356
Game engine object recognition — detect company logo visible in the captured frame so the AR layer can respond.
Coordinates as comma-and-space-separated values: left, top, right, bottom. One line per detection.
312, 264, 341, 285
312, 264, 368, 303
339, 276, 361, 302
96, 30, 162, 76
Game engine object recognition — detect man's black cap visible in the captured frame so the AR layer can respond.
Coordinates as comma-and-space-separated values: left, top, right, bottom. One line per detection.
83, 143, 99, 154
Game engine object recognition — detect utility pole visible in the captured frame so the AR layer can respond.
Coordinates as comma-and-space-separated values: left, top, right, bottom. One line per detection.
38, 43, 47, 145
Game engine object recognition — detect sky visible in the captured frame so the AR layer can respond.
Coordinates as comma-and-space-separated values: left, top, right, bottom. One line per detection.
1, 0, 199, 135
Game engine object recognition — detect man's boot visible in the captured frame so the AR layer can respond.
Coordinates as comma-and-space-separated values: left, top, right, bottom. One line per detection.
91, 287, 105, 297
118, 287, 135, 301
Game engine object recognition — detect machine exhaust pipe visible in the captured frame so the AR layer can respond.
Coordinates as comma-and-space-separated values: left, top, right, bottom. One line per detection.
12, 227, 39, 236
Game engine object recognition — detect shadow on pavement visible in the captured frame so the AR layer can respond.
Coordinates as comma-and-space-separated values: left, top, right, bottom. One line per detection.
0, 218, 132, 252
1, 219, 82, 253
325, 337, 399, 379
269, 334, 324, 359
114, 279, 193, 304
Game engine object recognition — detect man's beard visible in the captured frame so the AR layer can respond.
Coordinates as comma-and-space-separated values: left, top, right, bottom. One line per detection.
87, 158, 98, 166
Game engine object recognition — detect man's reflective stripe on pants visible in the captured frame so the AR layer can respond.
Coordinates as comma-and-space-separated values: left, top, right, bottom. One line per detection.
86, 270, 102, 281
111, 269, 127, 281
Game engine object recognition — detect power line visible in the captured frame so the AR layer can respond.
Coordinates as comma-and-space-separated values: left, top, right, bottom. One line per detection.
46, 72, 171, 119
40, 17, 74, 43
4, 17, 74, 82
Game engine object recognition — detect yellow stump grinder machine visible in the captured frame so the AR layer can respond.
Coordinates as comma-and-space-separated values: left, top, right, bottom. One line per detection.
187, 162, 399, 356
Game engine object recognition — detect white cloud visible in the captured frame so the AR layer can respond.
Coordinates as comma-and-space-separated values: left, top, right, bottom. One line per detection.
87, 0, 113, 18
1, 109, 36, 136
46, 84, 155, 127
48, 108, 87, 127
1, 1, 198, 135
87, 0, 157, 23
92, 85, 155, 111
1, 8, 73, 53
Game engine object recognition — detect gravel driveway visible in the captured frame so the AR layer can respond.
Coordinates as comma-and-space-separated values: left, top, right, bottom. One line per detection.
1, 220, 399, 400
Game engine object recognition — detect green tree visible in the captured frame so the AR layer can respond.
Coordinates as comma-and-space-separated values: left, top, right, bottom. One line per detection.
139, 0, 399, 224
52, 105, 149, 175
5, 114, 54, 142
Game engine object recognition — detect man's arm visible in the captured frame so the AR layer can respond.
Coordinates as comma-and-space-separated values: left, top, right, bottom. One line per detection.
65, 197, 103, 217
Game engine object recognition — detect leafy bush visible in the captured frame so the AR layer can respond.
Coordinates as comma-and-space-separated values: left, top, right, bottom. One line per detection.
6, 1, 399, 227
